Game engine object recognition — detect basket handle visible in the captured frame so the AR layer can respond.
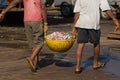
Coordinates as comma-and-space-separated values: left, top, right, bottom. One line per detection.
72, 32, 77, 39
44, 32, 46, 35
44, 32, 47, 38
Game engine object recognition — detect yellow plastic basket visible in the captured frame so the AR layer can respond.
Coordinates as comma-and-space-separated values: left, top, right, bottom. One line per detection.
45, 32, 76, 52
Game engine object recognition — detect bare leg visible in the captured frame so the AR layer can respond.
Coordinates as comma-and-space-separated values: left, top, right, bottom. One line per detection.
75, 43, 85, 71
93, 43, 100, 68
30, 46, 42, 68
34, 54, 39, 70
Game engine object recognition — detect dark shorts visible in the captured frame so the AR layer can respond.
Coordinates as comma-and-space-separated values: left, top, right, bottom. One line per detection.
76, 28, 101, 44
24, 21, 44, 48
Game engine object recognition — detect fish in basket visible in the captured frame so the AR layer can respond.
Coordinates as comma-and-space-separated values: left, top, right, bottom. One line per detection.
45, 31, 76, 52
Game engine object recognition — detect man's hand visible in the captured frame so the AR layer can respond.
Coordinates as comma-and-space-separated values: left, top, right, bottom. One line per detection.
44, 23, 48, 33
72, 26, 77, 34
106, 10, 120, 32
72, 26, 77, 39
113, 19, 120, 32
0, 13, 5, 22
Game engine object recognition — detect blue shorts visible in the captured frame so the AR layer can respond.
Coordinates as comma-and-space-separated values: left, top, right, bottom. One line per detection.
76, 28, 101, 44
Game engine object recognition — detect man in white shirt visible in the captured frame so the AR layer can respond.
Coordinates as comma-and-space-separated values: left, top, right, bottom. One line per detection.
72, 0, 120, 74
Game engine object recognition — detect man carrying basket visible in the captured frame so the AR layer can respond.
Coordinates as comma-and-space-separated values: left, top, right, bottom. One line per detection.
0, 0, 48, 72
72, 0, 120, 73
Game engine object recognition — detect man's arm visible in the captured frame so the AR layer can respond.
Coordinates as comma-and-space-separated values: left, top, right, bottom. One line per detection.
106, 10, 120, 32
41, 4, 47, 24
41, 0, 48, 32
72, 12, 80, 33
0, 0, 19, 20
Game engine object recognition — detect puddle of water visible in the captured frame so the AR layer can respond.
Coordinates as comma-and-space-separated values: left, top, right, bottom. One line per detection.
81, 51, 120, 78
103, 50, 120, 78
